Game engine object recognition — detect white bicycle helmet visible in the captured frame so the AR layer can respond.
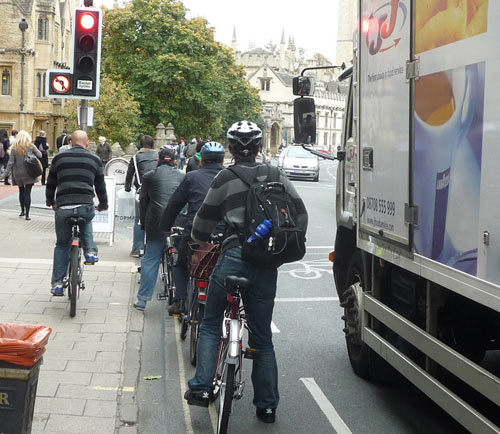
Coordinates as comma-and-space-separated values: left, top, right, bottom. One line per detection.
227, 121, 262, 148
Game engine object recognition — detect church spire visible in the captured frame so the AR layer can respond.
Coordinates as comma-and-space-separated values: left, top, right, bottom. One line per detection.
231, 26, 237, 52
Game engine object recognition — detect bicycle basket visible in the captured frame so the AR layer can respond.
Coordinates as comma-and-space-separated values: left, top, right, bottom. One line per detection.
189, 242, 220, 280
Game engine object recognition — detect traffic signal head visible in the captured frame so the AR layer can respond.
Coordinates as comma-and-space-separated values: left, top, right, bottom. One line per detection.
72, 8, 101, 98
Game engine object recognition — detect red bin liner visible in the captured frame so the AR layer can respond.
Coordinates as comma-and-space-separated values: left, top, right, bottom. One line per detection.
0, 323, 52, 366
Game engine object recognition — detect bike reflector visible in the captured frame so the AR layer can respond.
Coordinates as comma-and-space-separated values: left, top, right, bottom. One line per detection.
195, 280, 209, 288
71, 240, 79, 246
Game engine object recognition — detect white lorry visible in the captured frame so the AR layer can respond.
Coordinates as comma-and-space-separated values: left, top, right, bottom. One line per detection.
294, 1, 499, 432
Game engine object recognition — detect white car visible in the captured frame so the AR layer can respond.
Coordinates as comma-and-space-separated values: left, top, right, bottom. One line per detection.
277, 145, 320, 182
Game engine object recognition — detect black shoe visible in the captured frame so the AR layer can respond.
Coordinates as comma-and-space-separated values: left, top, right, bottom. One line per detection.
168, 299, 186, 316
25, 215, 31, 221
19, 212, 25, 217
4, 181, 10, 185
184, 389, 211, 408
256, 408, 276, 423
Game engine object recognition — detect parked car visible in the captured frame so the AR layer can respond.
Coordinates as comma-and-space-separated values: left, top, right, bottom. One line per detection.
277, 145, 320, 182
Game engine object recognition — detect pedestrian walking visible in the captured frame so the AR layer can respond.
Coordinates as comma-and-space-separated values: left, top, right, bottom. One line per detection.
56, 129, 69, 151
124, 135, 159, 257
178, 137, 186, 170
133, 146, 184, 311
34, 130, 49, 185
184, 121, 308, 424
96, 136, 112, 165
1, 130, 43, 220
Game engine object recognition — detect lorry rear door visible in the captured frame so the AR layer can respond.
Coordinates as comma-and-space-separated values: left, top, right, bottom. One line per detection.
358, 0, 411, 247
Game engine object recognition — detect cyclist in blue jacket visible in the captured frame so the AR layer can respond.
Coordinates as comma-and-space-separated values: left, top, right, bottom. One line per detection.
160, 142, 226, 315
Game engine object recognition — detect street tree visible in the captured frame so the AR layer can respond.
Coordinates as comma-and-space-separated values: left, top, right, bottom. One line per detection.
64, 75, 141, 147
101, 0, 261, 141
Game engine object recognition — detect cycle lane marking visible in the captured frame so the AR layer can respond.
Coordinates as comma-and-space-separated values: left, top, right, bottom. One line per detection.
300, 377, 354, 434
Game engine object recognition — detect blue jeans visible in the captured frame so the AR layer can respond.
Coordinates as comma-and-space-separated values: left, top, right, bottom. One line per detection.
188, 247, 279, 410
51, 205, 97, 286
137, 238, 165, 301
132, 200, 145, 252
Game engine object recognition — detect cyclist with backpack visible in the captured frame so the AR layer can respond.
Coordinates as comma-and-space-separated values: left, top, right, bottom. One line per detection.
159, 142, 226, 316
184, 121, 308, 424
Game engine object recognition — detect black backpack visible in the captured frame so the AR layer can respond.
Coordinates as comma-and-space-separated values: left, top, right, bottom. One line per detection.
228, 164, 306, 269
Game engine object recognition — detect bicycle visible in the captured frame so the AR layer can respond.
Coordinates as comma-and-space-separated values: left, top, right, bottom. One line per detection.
179, 236, 222, 365
213, 275, 259, 434
65, 216, 96, 318
157, 226, 183, 304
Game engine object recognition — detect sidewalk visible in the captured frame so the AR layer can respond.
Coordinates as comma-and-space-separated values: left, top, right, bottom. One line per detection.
0, 196, 144, 433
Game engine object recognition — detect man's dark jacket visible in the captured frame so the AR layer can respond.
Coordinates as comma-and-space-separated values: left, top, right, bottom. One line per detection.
139, 164, 184, 241
160, 163, 224, 237
125, 148, 158, 191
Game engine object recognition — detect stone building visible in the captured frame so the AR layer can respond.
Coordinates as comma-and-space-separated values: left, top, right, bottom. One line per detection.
232, 29, 345, 156
0, 0, 77, 152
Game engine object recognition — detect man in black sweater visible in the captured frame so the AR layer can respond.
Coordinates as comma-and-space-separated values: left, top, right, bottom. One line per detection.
46, 130, 108, 296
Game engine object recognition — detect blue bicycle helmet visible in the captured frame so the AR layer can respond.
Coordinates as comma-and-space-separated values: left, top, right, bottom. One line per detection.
200, 141, 225, 161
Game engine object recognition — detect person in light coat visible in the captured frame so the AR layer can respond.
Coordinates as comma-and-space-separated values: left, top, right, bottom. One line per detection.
1, 130, 42, 220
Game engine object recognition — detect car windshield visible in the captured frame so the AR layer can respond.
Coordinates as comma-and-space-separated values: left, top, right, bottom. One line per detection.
287, 147, 314, 159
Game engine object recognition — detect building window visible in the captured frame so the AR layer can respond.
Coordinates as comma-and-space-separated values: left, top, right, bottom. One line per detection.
333, 112, 338, 129
1, 69, 11, 95
259, 78, 271, 91
324, 132, 328, 146
332, 133, 337, 147
43, 72, 46, 97
325, 113, 329, 128
38, 17, 49, 41
36, 73, 42, 97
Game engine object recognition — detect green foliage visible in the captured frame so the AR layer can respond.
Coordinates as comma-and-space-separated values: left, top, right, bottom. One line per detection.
101, 0, 261, 141
64, 75, 142, 148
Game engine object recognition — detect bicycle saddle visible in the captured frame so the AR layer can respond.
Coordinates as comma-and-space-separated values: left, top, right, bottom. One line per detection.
224, 276, 250, 293
66, 216, 88, 226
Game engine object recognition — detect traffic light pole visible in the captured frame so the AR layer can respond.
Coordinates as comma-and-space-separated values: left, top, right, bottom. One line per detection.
80, 99, 88, 133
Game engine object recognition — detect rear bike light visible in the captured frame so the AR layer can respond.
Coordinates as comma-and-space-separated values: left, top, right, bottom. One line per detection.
198, 292, 207, 302
195, 280, 209, 288
227, 294, 235, 303
71, 240, 79, 247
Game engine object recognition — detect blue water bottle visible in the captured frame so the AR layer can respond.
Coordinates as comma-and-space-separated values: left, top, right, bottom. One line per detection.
247, 219, 273, 244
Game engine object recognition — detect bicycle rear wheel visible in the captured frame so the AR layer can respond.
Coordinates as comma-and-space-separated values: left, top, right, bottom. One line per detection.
166, 256, 174, 305
189, 299, 204, 366
68, 245, 79, 318
217, 362, 235, 434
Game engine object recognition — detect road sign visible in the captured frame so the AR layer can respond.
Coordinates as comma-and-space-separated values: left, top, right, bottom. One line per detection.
47, 71, 73, 97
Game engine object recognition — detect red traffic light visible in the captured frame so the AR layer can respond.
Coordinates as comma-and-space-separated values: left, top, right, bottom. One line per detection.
79, 13, 96, 31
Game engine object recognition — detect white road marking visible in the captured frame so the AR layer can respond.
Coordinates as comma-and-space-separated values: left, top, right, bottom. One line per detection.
271, 321, 280, 333
275, 297, 338, 302
327, 164, 338, 180
300, 377, 354, 434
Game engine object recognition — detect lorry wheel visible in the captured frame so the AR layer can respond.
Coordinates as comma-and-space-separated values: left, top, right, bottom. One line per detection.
342, 251, 371, 378
342, 251, 395, 381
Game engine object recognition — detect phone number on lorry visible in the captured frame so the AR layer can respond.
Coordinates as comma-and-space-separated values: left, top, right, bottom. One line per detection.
366, 197, 395, 216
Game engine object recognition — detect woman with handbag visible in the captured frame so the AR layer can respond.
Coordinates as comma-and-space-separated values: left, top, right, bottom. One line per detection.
1, 130, 42, 220
34, 130, 49, 185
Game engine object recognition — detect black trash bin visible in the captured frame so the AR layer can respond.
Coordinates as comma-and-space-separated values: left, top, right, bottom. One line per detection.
0, 323, 51, 434
0, 358, 42, 434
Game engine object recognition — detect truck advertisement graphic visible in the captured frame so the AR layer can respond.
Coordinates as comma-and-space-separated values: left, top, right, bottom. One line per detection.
415, 0, 488, 54
414, 62, 485, 276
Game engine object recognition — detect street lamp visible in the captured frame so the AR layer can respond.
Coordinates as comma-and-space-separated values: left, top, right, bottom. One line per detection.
19, 18, 28, 112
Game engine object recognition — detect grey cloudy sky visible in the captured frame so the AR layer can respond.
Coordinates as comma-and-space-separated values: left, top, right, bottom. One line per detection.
97, 0, 340, 62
